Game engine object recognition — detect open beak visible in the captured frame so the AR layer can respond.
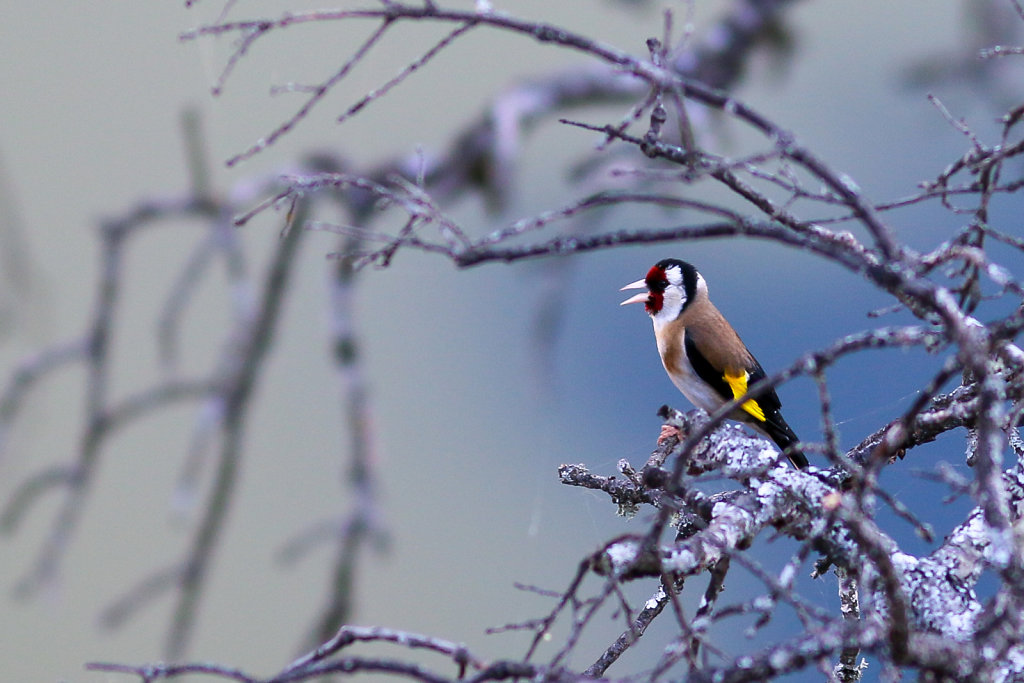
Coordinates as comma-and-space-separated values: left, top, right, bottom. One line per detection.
619, 279, 649, 306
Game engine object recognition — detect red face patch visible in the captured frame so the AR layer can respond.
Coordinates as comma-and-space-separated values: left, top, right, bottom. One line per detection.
644, 265, 668, 314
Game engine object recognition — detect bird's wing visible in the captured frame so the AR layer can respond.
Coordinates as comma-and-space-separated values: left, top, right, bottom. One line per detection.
683, 336, 782, 423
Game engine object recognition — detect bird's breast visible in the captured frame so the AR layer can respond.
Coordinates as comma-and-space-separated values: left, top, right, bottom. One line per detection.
654, 322, 725, 414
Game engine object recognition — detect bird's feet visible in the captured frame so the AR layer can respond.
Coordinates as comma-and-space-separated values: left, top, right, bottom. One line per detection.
658, 424, 680, 444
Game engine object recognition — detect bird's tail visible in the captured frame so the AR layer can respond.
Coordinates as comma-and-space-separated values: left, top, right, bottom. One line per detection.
758, 414, 808, 469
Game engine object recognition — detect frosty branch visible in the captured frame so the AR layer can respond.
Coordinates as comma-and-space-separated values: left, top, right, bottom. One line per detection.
3, 0, 1023, 681
174, 0, 1024, 679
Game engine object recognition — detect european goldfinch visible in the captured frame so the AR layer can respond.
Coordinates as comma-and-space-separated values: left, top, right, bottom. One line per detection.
621, 258, 808, 469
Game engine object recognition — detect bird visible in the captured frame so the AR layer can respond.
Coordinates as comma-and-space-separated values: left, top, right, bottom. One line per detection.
620, 258, 808, 469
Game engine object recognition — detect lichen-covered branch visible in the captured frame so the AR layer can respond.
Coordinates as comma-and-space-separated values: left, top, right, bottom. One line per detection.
5, 0, 1024, 681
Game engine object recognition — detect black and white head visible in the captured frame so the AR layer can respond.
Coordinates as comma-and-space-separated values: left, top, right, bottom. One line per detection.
620, 259, 706, 323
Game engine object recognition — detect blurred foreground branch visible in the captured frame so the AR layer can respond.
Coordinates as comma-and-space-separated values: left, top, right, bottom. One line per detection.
3, 0, 1024, 681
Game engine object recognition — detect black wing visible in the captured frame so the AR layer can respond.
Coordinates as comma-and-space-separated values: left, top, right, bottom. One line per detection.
684, 336, 807, 468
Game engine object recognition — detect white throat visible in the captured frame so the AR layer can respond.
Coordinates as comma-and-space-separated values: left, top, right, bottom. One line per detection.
651, 270, 705, 326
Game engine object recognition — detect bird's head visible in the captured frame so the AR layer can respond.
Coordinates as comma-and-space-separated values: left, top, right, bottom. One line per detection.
620, 258, 703, 322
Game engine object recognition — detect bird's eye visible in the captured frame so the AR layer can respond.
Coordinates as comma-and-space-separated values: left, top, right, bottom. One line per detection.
644, 266, 669, 293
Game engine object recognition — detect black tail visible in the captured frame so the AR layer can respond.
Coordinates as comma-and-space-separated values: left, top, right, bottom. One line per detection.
759, 412, 808, 469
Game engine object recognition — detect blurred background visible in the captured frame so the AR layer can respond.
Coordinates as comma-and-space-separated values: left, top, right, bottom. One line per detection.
0, 1, 1021, 681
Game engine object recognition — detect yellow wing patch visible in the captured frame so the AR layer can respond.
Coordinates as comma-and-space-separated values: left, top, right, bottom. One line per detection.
723, 370, 766, 422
